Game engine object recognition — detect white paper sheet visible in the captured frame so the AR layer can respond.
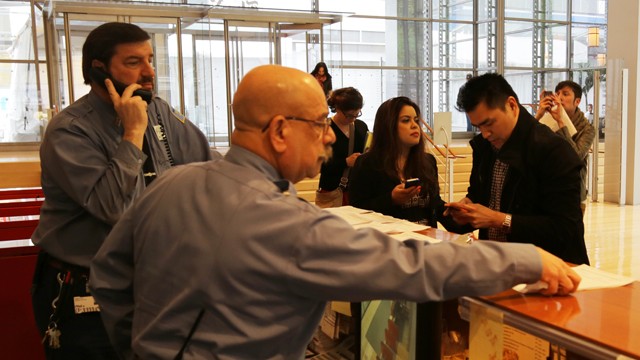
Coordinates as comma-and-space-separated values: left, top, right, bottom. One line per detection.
324, 206, 429, 233
513, 264, 636, 293
389, 232, 441, 244
539, 111, 577, 136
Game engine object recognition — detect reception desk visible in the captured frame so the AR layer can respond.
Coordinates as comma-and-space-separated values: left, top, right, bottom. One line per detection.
460, 281, 640, 359
360, 227, 463, 360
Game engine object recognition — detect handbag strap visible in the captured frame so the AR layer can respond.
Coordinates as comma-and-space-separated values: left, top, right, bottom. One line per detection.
339, 122, 356, 189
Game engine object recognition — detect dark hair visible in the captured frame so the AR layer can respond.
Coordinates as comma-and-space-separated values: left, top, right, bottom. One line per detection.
327, 87, 363, 113
310, 62, 330, 77
82, 22, 151, 85
368, 96, 438, 193
310, 62, 333, 96
456, 73, 519, 113
555, 80, 583, 100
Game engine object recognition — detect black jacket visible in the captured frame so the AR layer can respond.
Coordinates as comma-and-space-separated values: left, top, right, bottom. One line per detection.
467, 106, 589, 265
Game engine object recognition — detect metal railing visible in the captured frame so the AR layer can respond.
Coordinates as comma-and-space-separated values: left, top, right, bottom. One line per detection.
420, 118, 464, 202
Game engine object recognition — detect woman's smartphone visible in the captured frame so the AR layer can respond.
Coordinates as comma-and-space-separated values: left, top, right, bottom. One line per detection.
404, 178, 420, 188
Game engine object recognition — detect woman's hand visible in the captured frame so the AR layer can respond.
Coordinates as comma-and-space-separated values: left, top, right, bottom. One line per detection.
346, 152, 361, 167
391, 183, 421, 205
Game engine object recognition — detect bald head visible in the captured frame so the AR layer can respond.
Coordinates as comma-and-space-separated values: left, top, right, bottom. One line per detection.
232, 65, 328, 131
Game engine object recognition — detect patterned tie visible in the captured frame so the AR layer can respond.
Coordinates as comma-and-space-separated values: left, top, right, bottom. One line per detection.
487, 158, 509, 241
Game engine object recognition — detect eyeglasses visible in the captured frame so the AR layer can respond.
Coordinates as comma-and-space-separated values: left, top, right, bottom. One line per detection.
342, 111, 362, 120
261, 116, 332, 136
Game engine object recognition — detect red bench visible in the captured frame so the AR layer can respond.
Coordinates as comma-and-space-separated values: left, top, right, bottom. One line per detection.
0, 188, 45, 359
0, 187, 44, 201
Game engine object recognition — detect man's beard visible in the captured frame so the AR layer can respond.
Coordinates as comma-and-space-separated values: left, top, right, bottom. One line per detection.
321, 145, 333, 164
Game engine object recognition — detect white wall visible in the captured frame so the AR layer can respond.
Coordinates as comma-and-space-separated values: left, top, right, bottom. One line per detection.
605, 0, 640, 204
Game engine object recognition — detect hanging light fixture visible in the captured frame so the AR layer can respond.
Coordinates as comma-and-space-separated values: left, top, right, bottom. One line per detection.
588, 27, 600, 47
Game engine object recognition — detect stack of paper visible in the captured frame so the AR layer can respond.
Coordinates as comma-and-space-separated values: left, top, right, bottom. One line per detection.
324, 206, 441, 244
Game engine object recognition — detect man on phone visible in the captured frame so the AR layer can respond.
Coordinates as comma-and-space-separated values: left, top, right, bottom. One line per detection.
31, 22, 216, 359
448, 73, 589, 266
534, 81, 596, 215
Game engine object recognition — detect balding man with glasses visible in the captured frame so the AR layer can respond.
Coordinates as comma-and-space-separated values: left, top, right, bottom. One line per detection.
90, 65, 580, 360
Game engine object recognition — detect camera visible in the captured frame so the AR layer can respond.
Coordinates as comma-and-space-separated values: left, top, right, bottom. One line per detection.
542, 90, 557, 111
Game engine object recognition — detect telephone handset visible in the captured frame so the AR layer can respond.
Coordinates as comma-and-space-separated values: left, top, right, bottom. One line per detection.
89, 67, 153, 103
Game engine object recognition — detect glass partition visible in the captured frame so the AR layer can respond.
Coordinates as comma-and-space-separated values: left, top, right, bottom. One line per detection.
0, 0, 609, 146
0, 1, 48, 143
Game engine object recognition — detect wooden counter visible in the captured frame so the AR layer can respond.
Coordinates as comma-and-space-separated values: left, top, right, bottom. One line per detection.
0, 151, 40, 188
460, 281, 640, 359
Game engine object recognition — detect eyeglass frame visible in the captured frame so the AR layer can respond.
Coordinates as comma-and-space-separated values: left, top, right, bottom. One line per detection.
261, 116, 332, 136
340, 110, 362, 120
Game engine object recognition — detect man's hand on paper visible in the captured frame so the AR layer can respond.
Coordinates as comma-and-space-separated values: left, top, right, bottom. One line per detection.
534, 247, 581, 296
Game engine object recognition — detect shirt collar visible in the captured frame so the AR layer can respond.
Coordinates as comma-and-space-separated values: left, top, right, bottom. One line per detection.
225, 145, 295, 195
87, 89, 117, 118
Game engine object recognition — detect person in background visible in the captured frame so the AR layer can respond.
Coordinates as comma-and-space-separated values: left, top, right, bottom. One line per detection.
448, 73, 589, 265
90, 65, 580, 360
349, 96, 463, 231
586, 103, 594, 124
535, 80, 596, 215
311, 61, 333, 98
31, 22, 215, 359
315, 87, 368, 208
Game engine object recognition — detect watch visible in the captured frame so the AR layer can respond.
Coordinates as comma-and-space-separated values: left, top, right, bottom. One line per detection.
502, 214, 512, 232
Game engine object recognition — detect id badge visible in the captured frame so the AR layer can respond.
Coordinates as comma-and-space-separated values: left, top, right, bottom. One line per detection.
73, 296, 101, 314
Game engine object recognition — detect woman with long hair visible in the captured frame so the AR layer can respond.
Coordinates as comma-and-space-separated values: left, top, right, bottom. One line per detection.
310, 62, 333, 98
315, 87, 369, 208
349, 96, 460, 230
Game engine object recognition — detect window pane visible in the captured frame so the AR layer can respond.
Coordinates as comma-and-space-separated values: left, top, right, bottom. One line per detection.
505, 21, 567, 69
0, 63, 46, 142
503, 70, 568, 112
432, 22, 473, 69
188, 20, 229, 146
0, 1, 34, 61
477, 22, 498, 69
433, 71, 474, 131
431, 0, 473, 21
238, 0, 313, 11
477, 0, 497, 20
328, 17, 386, 67
331, 68, 431, 130
506, 0, 569, 21
572, 0, 607, 24
320, 0, 385, 16
572, 25, 606, 68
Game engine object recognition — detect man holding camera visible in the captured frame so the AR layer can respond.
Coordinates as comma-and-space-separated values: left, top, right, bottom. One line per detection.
535, 80, 596, 214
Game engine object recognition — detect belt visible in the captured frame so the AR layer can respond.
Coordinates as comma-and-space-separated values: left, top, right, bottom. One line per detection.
44, 253, 90, 276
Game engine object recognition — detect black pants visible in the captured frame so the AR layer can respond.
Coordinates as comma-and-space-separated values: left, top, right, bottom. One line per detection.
31, 253, 118, 360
